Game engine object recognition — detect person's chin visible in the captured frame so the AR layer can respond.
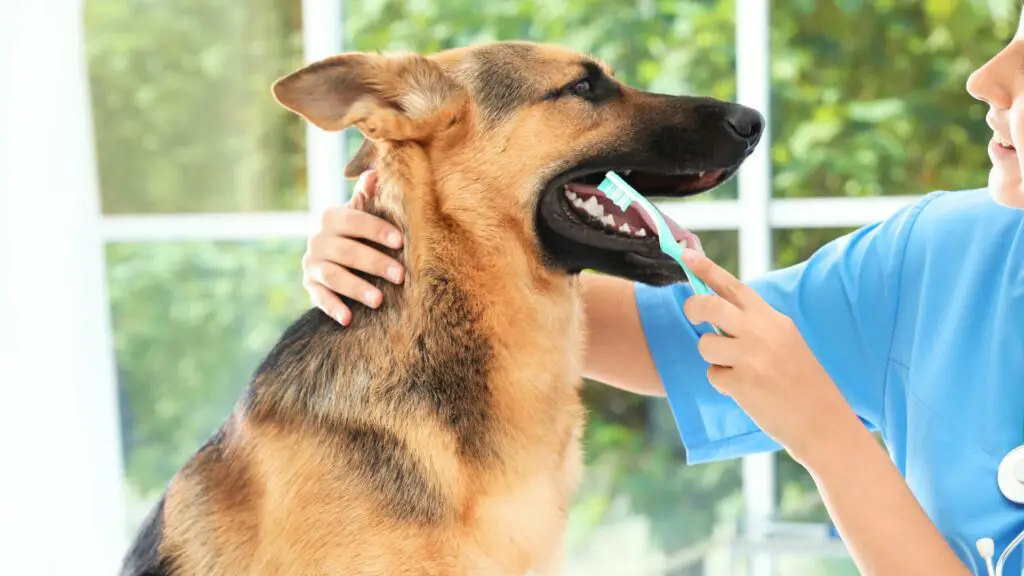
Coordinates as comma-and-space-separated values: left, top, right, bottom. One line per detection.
986, 165, 1024, 209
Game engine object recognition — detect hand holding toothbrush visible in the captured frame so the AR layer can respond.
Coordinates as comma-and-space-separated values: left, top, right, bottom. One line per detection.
679, 248, 859, 466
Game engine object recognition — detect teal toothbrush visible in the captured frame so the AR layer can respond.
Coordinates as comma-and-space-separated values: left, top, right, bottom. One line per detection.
596, 171, 725, 335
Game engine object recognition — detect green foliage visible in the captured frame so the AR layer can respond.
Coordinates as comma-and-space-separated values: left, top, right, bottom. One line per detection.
106, 241, 309, 494
84, 0, 1017, 570
770, 0, 1012, 200
84, 0, 306, 213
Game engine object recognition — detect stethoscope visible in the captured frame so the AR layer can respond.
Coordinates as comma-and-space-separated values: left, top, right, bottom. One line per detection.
975, 443, 1024, 576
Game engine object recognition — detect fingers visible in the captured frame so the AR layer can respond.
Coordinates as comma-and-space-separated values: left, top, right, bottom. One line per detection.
320, 206, 404, 251
683, 294, 744, 336
303, 169, 408, 325
682, 248, 758, 309
305, 260, 384, 311
706, 364, 739, 395
307, 283, 352, 326
316, 236, 405, 284
696, 333, 740, 367
347, 170, 377, 210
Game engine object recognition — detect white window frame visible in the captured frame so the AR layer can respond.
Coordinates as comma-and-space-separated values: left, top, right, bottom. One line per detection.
44, 0, 922, 573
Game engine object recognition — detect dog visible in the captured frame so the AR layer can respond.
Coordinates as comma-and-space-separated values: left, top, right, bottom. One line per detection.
119, 40, 763, 576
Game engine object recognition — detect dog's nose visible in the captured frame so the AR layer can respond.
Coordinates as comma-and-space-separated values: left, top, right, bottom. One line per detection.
724, 107, 765, 142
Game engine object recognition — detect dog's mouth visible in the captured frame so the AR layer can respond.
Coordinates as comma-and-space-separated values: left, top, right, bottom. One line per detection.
543, 164, 738, 249
535, 162, 740, 283
559, 168, 727, 246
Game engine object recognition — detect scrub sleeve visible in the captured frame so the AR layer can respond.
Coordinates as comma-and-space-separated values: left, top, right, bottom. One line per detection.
633, 195, 934, 464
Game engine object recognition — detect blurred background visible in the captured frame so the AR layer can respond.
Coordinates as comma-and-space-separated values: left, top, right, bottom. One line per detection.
1, 0, 1017, 574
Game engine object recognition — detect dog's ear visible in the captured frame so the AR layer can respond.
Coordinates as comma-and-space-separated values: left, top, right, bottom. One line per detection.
343, 138, 377, 178
272, 52, 467, 143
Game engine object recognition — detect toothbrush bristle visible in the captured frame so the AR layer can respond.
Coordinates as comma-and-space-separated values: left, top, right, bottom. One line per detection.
596, 177, 633, 211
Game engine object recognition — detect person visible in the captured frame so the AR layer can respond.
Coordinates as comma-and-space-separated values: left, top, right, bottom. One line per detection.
299, 15, 1024, 576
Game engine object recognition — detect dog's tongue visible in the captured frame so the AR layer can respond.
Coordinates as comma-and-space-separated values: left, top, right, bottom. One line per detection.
565, 182, 703, 252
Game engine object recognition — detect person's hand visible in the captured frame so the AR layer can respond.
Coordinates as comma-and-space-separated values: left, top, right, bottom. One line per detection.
302, 170, 405, 326
679, 248, 860, 465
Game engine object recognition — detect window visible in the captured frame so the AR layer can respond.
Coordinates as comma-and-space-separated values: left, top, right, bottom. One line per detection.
770, 1, 1010, 201
74, 0, 1010, 574
86, 0, 306, 214
84, 0, 311, 532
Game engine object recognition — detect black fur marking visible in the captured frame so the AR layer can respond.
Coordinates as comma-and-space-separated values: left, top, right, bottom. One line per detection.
250, 308, 337, 382
245, 236, 401, 419
332, 422, 448, 524
401, 270, 497, 463
243, 306, 343, 423
119, 496, 174, 576
467, 43, 541, 123
542, 60, 621, 105
238, 223, 495, 518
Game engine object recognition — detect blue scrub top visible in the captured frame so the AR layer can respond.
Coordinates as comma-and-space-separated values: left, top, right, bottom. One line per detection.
635, 188, 1024, 574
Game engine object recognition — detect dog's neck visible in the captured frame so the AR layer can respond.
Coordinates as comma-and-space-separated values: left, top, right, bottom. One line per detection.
242, 151, 584, 442
364, 152, 579, 341
376, 154, 562, 277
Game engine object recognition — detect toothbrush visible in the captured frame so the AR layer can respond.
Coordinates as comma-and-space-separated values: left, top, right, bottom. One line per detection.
597, 170, 726, 335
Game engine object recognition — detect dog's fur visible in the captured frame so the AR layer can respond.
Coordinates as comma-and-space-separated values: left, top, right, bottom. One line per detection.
120, 41, 762, 576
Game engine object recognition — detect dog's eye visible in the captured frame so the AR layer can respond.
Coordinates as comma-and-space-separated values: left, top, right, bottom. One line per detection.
570, 79, 594, 96
543, 64, 618, 104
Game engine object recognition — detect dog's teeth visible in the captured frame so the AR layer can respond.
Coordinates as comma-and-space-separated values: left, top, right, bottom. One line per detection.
583, 197, 604, 218
572, 198, 585, 208
601, 214, 615, 227
696, 171, 705, 178
636, 229, 647, 237
622, 170, 633, 176
618, 223, 631, 234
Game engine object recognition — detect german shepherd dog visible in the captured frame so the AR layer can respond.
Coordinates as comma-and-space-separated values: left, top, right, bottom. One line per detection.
120, 41, 762, 576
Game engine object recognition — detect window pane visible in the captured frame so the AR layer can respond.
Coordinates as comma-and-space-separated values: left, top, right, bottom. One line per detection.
770, 2, 1013, 198
85, 0, 306, 214
773, 226, 856, 269
344, 0, 740, 201
108, 240, 310, 532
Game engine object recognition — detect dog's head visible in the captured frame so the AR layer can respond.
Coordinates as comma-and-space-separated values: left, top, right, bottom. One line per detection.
272, 41, 762, 286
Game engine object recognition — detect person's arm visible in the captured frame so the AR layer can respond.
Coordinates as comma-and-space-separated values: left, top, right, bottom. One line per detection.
579, 272, 664, 396
679, 247, 970, 575
632, 192, 947, 465
805, 411, 971, 575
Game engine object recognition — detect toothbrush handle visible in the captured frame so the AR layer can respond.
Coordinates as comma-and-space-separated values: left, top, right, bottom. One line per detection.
669, 255, 728, 336
603, 173, 729, 336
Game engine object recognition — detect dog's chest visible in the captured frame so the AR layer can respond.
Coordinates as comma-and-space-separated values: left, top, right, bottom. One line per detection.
461, 419, 583, 575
